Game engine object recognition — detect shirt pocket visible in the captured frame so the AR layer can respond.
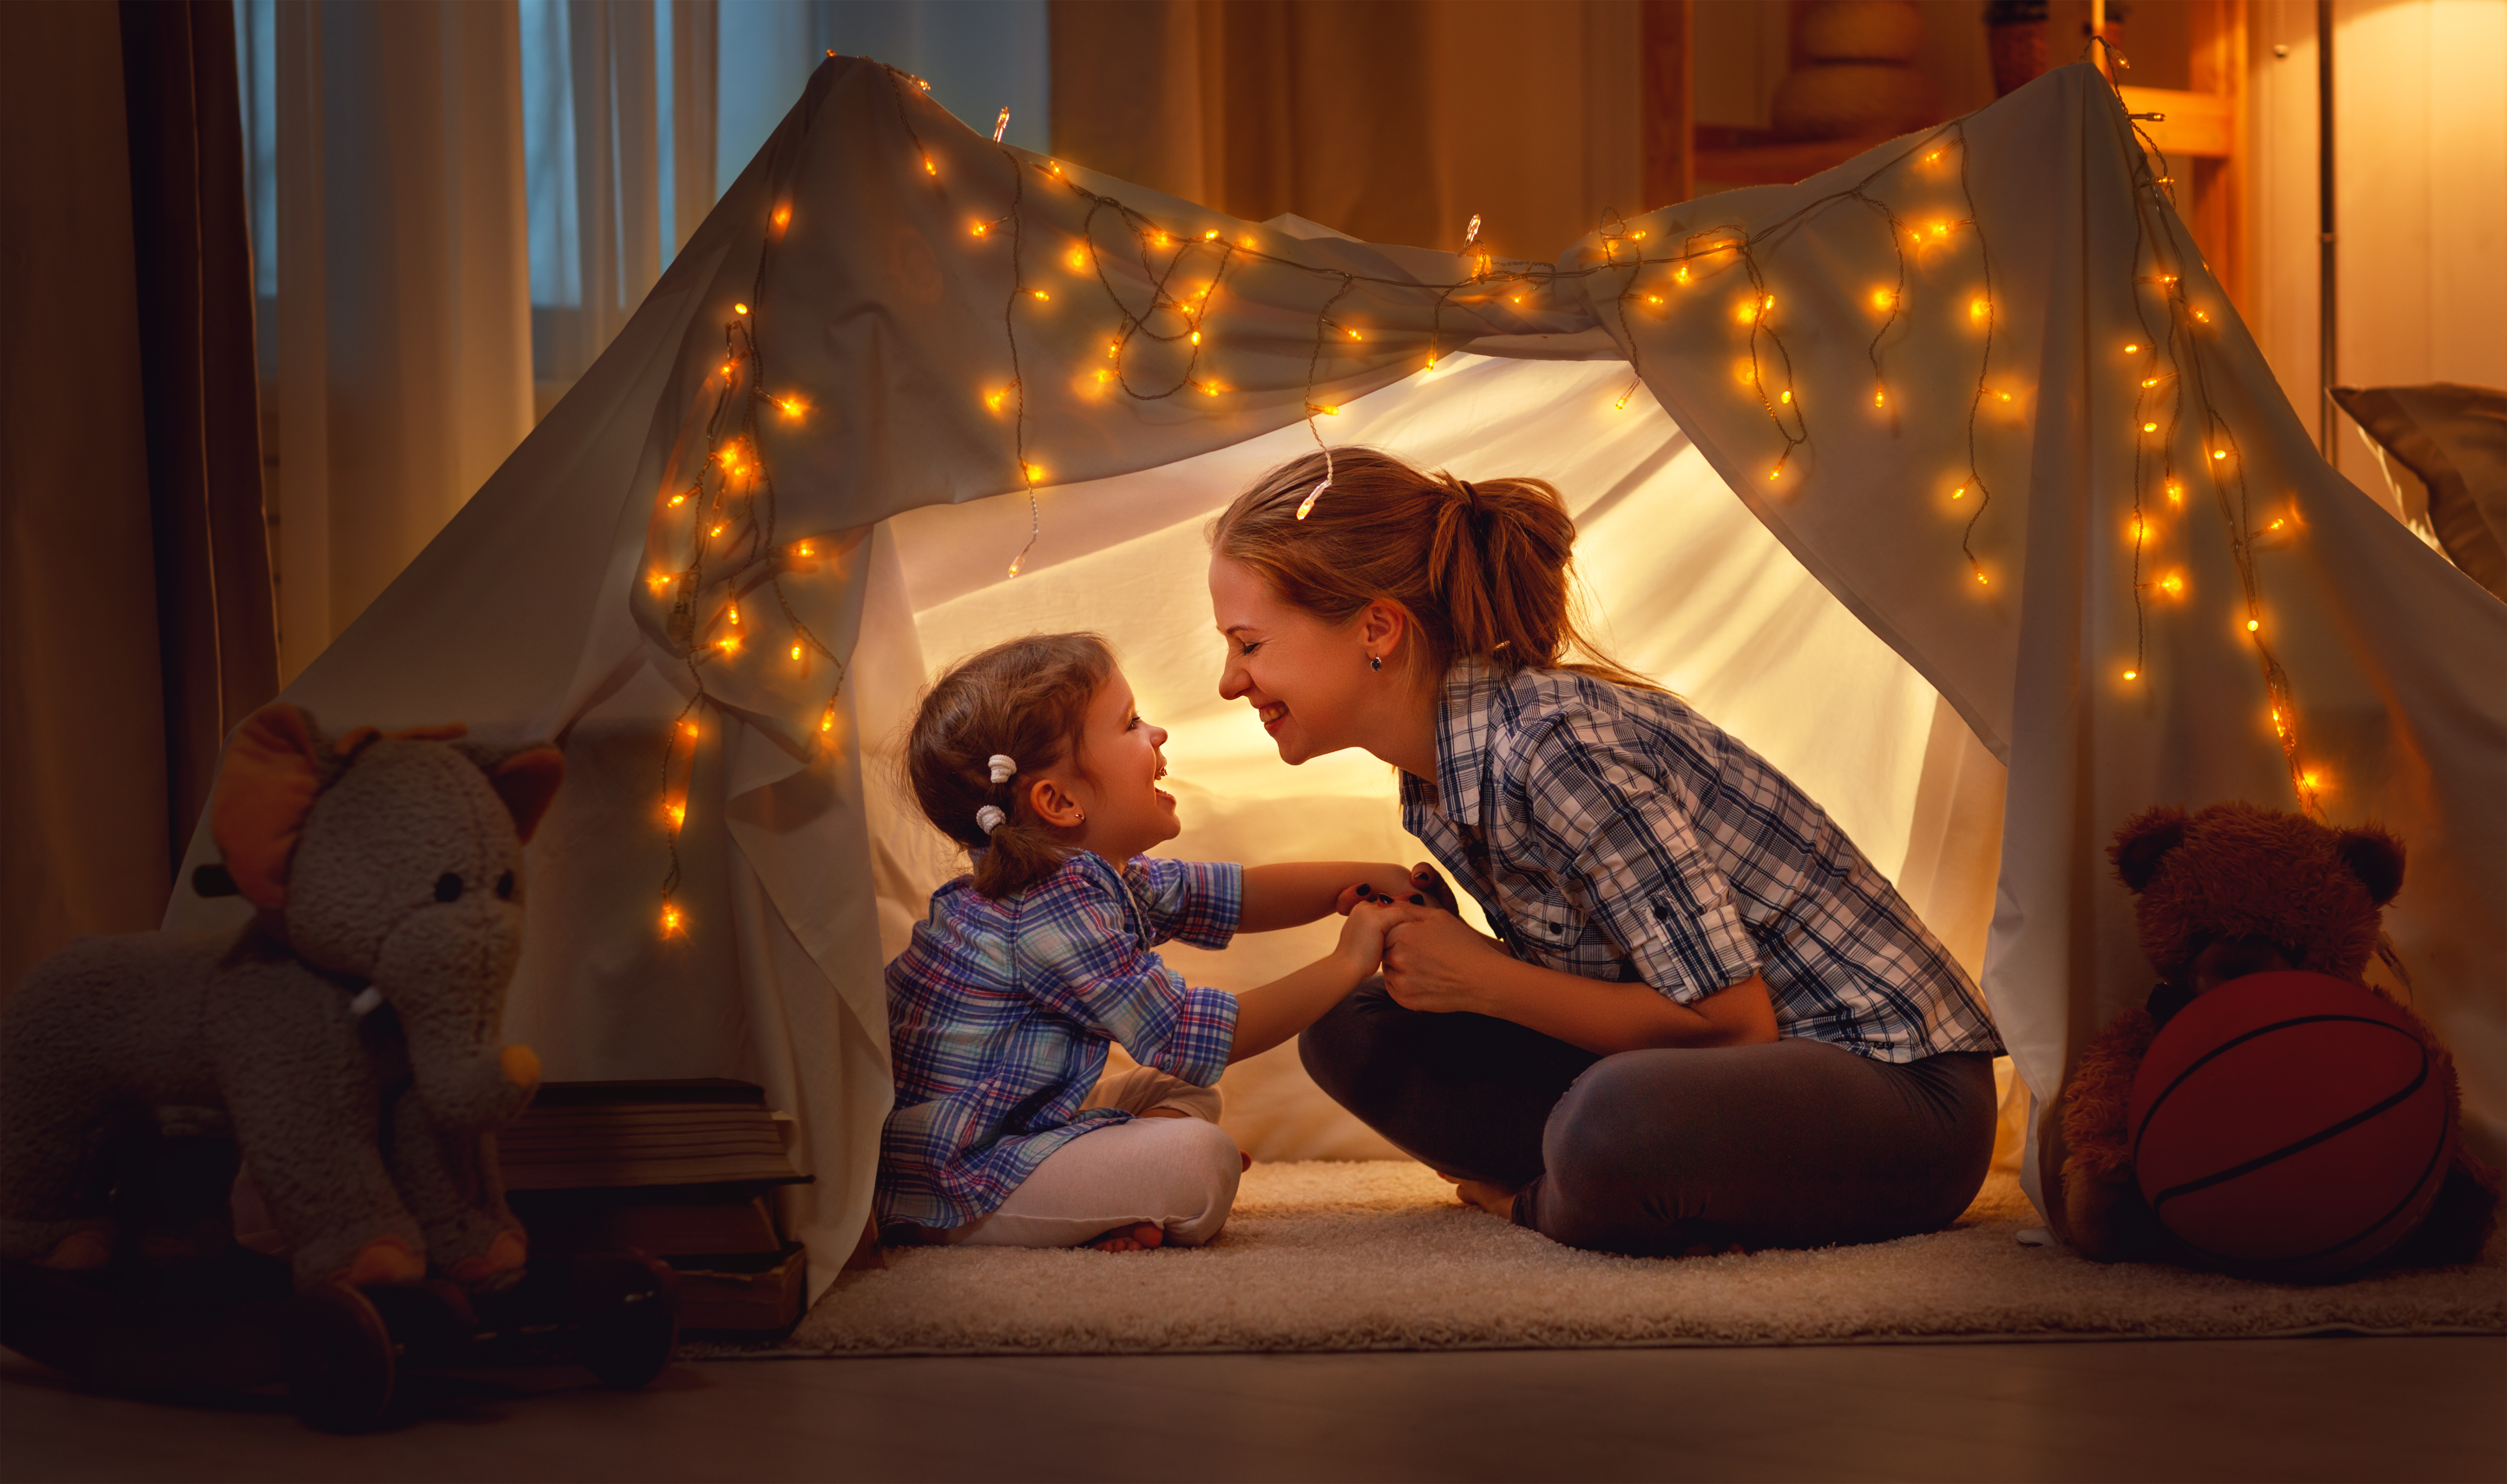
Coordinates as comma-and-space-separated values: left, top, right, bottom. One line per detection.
1492, 872, 1588, 962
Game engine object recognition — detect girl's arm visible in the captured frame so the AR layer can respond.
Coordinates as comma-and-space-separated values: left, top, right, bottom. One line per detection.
1238, 861, 1442, 932
1226, 901, 1401, 1062
1377, 907, 1779, 1054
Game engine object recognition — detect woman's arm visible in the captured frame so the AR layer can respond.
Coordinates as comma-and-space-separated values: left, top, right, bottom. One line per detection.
1237, 861, 1436, 933
1379, 908, 1779, 1054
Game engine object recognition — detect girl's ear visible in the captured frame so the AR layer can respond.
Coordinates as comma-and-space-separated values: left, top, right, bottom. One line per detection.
1026, 775, 1087, 830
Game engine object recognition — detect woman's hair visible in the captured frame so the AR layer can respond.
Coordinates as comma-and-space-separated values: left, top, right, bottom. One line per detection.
1208, 447, 1655, 689
904, 632, 1114, 898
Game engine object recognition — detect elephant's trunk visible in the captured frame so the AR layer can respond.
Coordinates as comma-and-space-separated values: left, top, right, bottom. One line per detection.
370, 907, 539, 1134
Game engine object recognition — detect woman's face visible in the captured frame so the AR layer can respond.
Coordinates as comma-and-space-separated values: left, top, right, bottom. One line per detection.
1209, 555, 1381, 766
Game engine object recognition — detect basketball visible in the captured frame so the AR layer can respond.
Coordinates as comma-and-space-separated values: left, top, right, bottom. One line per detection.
2127, 970, 2454, 1281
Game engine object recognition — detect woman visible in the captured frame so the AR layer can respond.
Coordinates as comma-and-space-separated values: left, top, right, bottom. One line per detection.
1206, 448, 2003, 1256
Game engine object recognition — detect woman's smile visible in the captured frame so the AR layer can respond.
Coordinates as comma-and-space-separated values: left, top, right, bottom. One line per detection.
1257, 701, 1288, 734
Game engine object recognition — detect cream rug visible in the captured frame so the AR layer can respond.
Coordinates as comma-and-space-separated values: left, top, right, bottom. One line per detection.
767, 1162, 2507, 1356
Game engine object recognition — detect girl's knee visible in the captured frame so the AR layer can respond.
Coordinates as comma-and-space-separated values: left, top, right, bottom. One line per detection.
1154, 1118, 1242, 1247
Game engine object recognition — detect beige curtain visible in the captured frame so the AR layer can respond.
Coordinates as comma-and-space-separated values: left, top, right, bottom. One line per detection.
1050, 0, 1645, 261
1, 0, 278, 994
273, 0, 535, 678
671, 0, 719, 255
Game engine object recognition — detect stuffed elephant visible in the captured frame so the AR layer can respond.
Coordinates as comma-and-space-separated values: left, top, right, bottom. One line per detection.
0, 703, 562, 1292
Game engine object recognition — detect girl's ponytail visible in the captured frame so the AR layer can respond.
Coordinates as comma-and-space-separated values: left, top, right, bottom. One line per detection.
903, 633, 1115, 899
1211, 448, 1653, 689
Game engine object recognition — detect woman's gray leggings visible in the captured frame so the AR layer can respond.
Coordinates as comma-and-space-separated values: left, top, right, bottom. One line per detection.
1298, 979, 1998, 1255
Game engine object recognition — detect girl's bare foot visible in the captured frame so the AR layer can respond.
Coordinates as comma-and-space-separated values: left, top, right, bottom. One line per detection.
1087, 1222, 1165, 1253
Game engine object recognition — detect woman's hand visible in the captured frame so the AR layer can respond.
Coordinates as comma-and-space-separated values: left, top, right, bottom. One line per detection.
1333, 861, 1460, 917
1331, 898, 1402, 973
1380, 907, 1511, 1015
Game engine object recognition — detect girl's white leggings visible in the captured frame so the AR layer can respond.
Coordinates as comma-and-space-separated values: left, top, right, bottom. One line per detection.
938, 1066, 1241, 1249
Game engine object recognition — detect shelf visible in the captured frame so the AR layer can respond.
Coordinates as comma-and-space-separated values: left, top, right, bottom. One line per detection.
1692, 130, 1893, 188
2116, 86, 2235, 160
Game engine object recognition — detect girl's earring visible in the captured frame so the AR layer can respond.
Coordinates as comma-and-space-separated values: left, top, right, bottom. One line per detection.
1369, 654, 1384, 673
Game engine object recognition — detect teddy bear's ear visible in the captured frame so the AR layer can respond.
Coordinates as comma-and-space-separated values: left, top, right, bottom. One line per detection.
210, 703, 326, 908
2109, 805, 2190, 892
2336, 824, 2406, 907
487, 747, 565, 843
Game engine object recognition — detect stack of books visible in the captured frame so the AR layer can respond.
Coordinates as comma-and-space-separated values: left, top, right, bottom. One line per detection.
503, 1079, 810, 1335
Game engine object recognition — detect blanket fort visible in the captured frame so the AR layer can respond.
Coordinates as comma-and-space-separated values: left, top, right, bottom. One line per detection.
165, 58, 2506, 1299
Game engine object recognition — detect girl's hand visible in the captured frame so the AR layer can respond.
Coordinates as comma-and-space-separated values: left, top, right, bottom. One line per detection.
1331, 898, 1403, 972
1382, 907, 1510, 1015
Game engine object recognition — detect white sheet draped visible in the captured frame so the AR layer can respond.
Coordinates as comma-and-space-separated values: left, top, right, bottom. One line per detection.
168, 58, 2505, 1296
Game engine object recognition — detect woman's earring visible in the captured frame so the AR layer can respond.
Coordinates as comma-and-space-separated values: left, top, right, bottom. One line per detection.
1369, 654, 1384, 673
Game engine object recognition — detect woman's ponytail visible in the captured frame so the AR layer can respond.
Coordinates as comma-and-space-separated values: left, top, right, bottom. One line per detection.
1211, 448, 1652, 689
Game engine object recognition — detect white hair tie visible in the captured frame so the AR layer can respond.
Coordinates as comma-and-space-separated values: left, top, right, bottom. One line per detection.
975, 804, 1008, 835
987, 754, 1018, 784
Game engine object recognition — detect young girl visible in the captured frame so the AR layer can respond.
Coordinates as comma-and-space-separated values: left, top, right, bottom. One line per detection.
882, 631, 1428, 1253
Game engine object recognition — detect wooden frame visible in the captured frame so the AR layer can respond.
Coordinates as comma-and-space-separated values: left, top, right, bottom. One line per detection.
2116, 0, 2248, 308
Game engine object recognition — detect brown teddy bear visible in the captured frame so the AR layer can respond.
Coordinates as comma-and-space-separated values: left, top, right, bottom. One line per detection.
0, 703, 561, 1292
2060, 801, 2499, 1269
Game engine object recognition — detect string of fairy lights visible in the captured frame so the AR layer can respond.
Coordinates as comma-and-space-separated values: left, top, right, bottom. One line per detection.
641, 55, 2330, 940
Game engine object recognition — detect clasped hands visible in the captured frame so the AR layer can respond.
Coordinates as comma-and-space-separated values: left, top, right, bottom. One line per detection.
1328, 862, 1505, 1016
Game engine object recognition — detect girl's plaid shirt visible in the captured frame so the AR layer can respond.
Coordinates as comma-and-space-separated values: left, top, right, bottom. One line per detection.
877, 852, 1242, 1232
1404, 658, 2002, 1064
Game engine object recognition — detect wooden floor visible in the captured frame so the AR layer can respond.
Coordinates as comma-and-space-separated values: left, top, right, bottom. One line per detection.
5, 1337, 2503, 1482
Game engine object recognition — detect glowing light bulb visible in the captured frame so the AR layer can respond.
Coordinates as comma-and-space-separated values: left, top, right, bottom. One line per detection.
1023, 462, 1044, 482
791, 644, 803, 661
2166, 481, 2182, 503
1646, 295, 1662, 305
1871, 289, 1894, 310
1067, 250, 1087, 270
2161, 573, 2183, 595
1970, 297, 1990, 322
923, 156, 936, 175
2142, 421, 2159, 433
1312, 404, 1340, 416
1202, 382, 1221, 395
1347, 328, 1361, 340
1926, 150, 1942, 164
2125, 343, 2140, 353
1763, 294, 1776, 310
986, 390, 1005, 411
2142, 377, 2160, 387
773, 205, 792, 229
1768, 467, 1781, 480
972, 223, 988, 236
2123, 668, 2138, 679
646, 571, 672, 592
667, 492, 687, 507
1674, 265, 1689, 284
1030, 289, 1049, 300
1632, 229, 1647, 240
680, 720, 699, 738
710, 523, 725, 537
661, 904, 682, 935
727, 603, 739, 624
1107, 340, 1121, 356
1874, 388, 1886, 408
1095, 369, 1110, 384
2213, 449, 2228, 460
1203, 229, 1219, 240
733, 302, 749, 315
778, 396, 804, 420
1952, 484, 1968, 500
1189, 330, 1200, 345
667, 802, 686, 828
1976, 571, 1989, 584
1930, 222, 1950, 238
1780, 389, 1792, 404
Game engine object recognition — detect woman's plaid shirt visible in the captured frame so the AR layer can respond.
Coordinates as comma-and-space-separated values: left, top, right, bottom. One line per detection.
878, 852, 1241, 1231
1402, 659, 2001, 1063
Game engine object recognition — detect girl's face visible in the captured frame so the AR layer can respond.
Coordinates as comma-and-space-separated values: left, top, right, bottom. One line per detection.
1060, 667, 1180, 861
1209, 555, 1385, 767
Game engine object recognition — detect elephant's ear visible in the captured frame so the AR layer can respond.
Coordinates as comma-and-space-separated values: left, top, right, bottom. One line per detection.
211, 703, 325, 908
489, 748, 565, 843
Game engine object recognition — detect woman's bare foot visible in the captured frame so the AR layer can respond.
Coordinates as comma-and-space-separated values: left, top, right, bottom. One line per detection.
1087, 1222, 1165, 1253
1435, 1171, 1520, 1222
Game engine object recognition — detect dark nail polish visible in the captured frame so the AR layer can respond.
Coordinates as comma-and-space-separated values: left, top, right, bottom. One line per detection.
1358, 883, 1374, 894
1409, 894, 1426, 904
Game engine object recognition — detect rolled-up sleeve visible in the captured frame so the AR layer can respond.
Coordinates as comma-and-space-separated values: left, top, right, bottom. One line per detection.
1016, 878, 1238, 1087
1124, 857, 1242, 950
1520, 728, 1762, 1003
